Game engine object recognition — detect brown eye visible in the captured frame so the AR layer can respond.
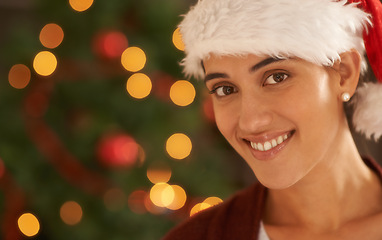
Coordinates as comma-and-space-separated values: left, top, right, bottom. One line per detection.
264, 73, 288, 85
210, 86, 237, 97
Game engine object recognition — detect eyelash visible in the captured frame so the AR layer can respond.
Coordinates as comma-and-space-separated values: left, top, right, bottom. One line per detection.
264, 72, 289, 86
208, 72, 289, 97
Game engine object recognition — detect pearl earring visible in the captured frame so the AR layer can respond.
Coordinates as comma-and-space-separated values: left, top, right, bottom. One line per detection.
341, 92, 350, 102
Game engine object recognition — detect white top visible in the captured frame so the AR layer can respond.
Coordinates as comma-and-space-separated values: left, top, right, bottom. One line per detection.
258, 221, 270, 240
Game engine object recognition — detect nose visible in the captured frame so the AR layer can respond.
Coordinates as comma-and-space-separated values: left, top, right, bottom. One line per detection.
238, 92, 273, 134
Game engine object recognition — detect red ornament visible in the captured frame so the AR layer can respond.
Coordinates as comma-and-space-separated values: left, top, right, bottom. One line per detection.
92, 30, 128, 59
97, 133, 139, 168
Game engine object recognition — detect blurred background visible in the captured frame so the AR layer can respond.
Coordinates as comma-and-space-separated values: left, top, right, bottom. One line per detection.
0, 0, 256, 239
0, 0, 381, 239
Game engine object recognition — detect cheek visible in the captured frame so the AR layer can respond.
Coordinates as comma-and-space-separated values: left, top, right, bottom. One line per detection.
212, 101, 238, 140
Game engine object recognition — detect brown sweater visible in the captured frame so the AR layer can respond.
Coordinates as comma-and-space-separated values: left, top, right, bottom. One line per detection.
162, 157, 382, 240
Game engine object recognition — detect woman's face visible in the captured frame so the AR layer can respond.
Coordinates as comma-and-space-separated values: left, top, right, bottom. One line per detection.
203, 54, 346, 189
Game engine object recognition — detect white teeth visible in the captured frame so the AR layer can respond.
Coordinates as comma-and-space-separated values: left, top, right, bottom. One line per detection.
258, 143, 264, 151
277, 136, 283, 144
250, 133, 291, 152
264, 141, 272, 151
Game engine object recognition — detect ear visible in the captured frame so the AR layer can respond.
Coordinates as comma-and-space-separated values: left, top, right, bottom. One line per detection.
331, 49, 361, 97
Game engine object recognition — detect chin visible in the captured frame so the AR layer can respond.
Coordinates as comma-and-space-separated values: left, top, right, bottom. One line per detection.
253, 171, 301, 190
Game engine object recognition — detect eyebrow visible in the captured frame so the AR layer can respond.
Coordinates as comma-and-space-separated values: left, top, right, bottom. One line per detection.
204, 57, 285, 82
250, 57, 285, 72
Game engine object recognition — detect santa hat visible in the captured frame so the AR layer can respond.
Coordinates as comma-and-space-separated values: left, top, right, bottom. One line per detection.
178, 0, 382, 140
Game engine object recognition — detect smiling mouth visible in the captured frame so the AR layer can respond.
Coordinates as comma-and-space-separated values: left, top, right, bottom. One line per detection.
250, 131, 294, 152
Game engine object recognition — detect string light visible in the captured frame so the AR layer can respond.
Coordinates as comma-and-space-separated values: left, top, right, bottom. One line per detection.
18, 213, 40, 237
121, 47, 146, 72
39, 23, 64, 49
60, 201, 83, 226
172, 28, 185, 51
126, 73, 152, 99
8, 64, 31, 89
166, 133, 192, 160
33, 51, 57, 76
69, 0, 94, 12
170, 80, 196, 107
147, 162, 172, 184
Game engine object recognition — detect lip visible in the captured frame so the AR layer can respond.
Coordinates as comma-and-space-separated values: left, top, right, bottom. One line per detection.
245, 130, 295, 161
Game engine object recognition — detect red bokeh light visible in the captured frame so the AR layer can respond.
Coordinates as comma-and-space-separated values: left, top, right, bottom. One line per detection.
97, 133, 139, 168
93, 31, 128, 59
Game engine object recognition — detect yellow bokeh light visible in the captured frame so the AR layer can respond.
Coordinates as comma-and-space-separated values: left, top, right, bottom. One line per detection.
172, 28, 185, 51
166, 185, 187, 210
161, 185, 175, 207
147, 163, 172, 184
150, 182, 172, 208
8, 64, 31, 89
60, 201, 83, 225
166, 133, 192, 160
190, 202, 211, 216
203, 197, 223, 207
39, 23, 64, 49
170, 80, 196, 107
121, 47, 146, 72
33, 51, 57, 76
69, 0, 94, 12
126, 73, 152, 99
18, 213, 40, 237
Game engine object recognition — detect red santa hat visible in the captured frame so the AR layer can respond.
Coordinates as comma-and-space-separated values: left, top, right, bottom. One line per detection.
178, 0, 382, 140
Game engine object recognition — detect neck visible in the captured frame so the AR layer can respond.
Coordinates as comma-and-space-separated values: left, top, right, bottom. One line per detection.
263, 131, 382, 233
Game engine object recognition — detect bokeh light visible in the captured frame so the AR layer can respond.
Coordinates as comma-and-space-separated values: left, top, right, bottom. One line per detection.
128, 190, 147, 214
126, 73, 152, 99
144, 191, 166, 215
121, 47, 146, 72
147, 162, 172, 184
203, 197, 223, 207
166, 133, 192, 160
69, 0, 94, 12
8, 64, 31, 89
33, 51, 57, 76
97, 133, 139, 168
189, 197, 223, 216
172, 28, 185, 51
150, 182, 173, 208
93, 31, 128, 59
166, 185, 187, 210
60, 201, 83, 226
190, 202, 211, 217
39, 23, 64, 49
103, 188, 127, 211
170, 80, 196, 106
18, 213, 40, 237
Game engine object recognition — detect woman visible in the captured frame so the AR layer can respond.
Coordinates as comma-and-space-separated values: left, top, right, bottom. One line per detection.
164, 0, 382, 239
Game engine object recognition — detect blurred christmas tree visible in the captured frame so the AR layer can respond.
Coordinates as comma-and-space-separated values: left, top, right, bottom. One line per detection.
0, 0, 255, 239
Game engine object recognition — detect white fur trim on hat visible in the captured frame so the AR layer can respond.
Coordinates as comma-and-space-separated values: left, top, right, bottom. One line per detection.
353, 82, 382, 140
179, 0, 371, 79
